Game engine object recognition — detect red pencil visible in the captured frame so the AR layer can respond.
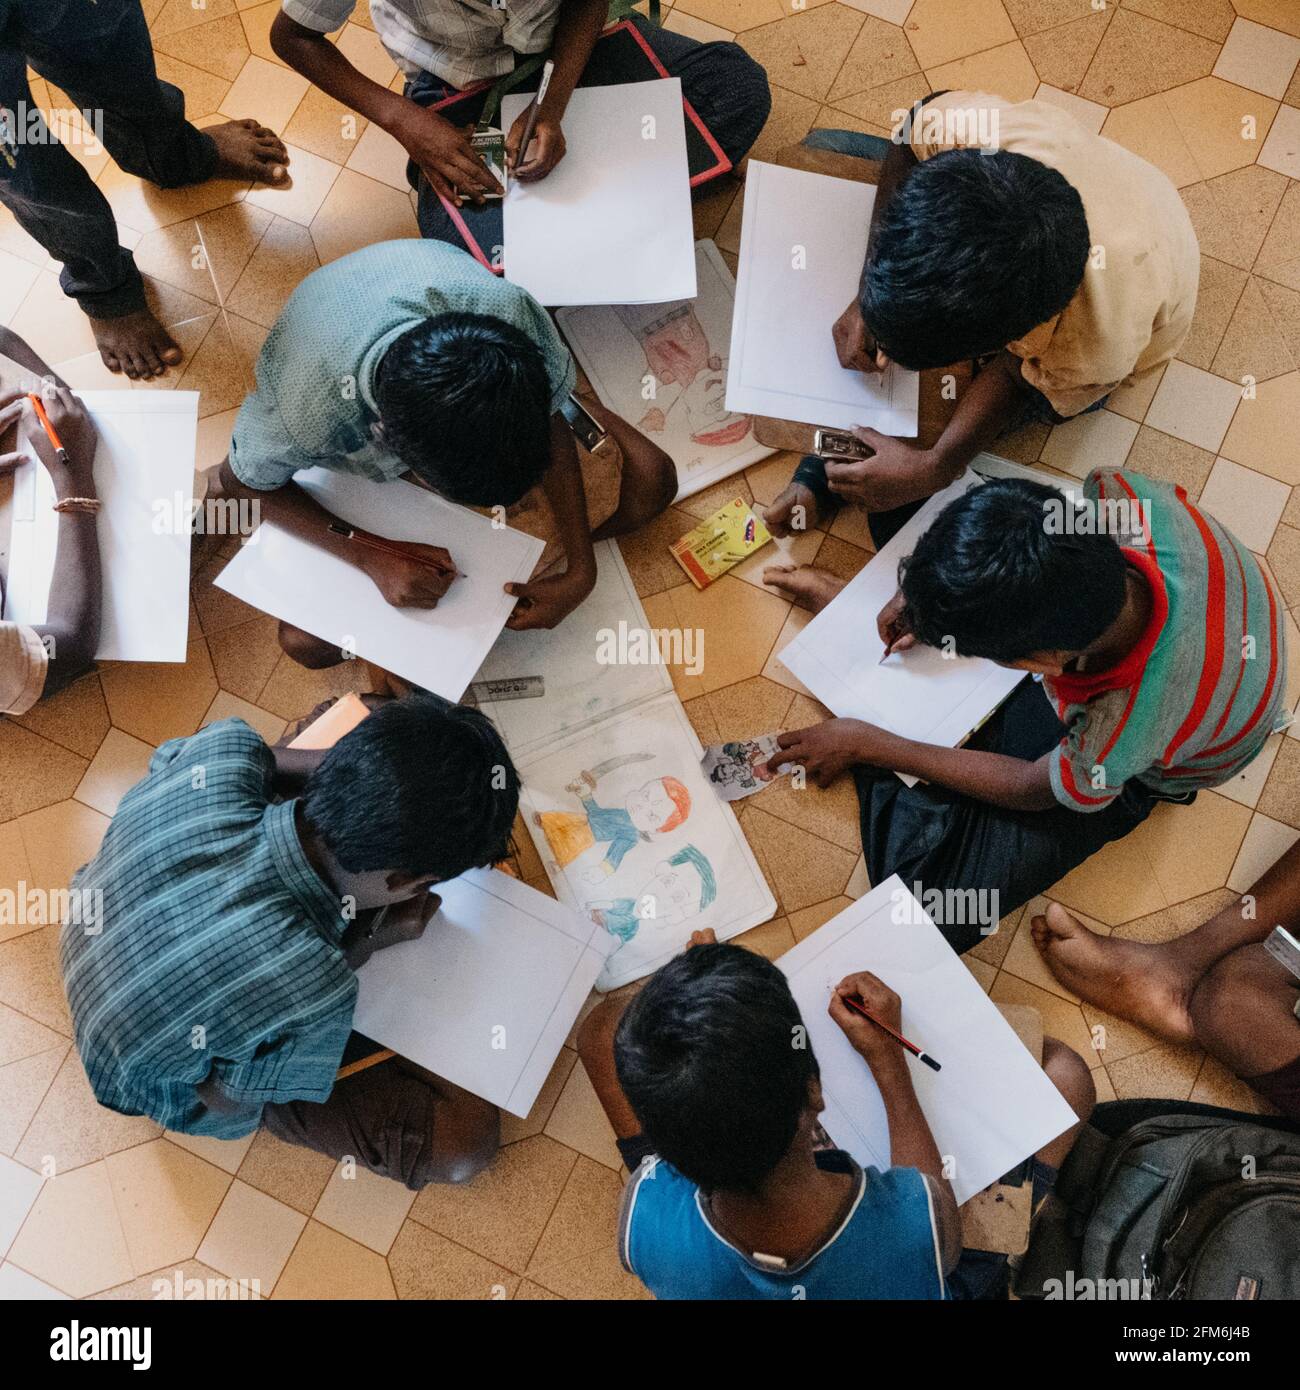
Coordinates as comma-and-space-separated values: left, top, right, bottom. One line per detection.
328, 522, 459, 579
839, 992, 941, 1071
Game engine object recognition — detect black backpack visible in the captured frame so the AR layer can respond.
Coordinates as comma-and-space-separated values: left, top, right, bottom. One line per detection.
1015, 1101, 1300, 1301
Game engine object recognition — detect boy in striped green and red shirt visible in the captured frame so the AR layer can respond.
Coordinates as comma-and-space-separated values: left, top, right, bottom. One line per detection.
765, 467, 1288, 953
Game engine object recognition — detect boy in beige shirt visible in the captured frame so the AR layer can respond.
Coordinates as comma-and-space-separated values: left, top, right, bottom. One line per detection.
766, 90, 1200, 543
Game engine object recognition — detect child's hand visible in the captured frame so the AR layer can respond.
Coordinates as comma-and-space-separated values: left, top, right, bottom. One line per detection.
504, 570, 593, 630
507, 109, 566, 180
395, 104, 502, 205
825, 430, 937, 511
765, 718, 883, 786
876, 588, 917, 655
829, 971, 905, 1065
761, 482, 818, 538
358, 543, 457, 608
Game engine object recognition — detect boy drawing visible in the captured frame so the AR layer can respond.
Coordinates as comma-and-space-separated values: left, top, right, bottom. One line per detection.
535, 756, 691, 881
762, 469, 1287, 953
586, 845, 716, 944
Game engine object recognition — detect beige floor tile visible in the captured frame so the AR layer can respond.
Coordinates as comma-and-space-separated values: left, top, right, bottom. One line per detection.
1213, 16, 1300, 97
344, 121, 410, 191
1232, 0, 1300, 40
1216, 731, 1284, 809
1259, 277, 1300, 367
1257, 100, 1300, 177
1145, 359, 1243, 452
196, 407, 241, 476
844, 849, 871, 896
93, 1257, 257, 1300
964, 955, 996, 992
100, 636, 219, 743
1256, 733, 1300, 826
1022, 10, 1112, 93
311, 1161, 415, 1255
740, 5, 865, 103
1266, 522, 1300, 606
649, 575, 791, 698
164, 1128, 256, 1176
1032, 82, 1108, 132
0, 824, 36, 944
758, 764, 863, 851
239, 0, 292, 68
1077, 9, 1218, 107
1092, 1064, 1117, 1102
0, 722, 88, 823
1048, 829, 1166, 926
7, 1160, 132, 1296
825, 14, 919, 102
1189, 1054, 1271, 1113
0, 1151, 44, 1256
0, 924, 71, 1036
1219, 370, 1300, 482
543, 1056, 622, 1170
255, 647, 372, 720
1129, 793, 1251, 906
387, 1218, 518, 1299
197, 1178, 306, 1288
153, 0, 238, 36
0, 1045, 67, 1157
105, 1138, 231, 1276
97, 161, 251, 237
235, 1128, 336, 1214
410, 1134, 577, 1273
0, 1002, 64, 1069
219, 54, 309, 134
8, 269, 101, 364
1163, 77, 1280, 180
927, 39, 1040, 104
525, 1152, 627, 1276
742, 804, 859, 911
618, 503, 701, 598
1199, 455, 1290, 552
1039, 408, 1140, 477
744, 81, 822, 169
1125, 0, 1235, 42
332, 20, 400, 86
1100, 94, 1200, 187
74, 728, 155, 818
153, 11, 253, 81
1123, 423, 1216, 497
1227, 811, 1300, 891
1180, 165, 1288, 272
15, 1049, 160, 1174
514, 1278, 563, 1299
988, 972, 1097, 1059
1110, 887, 1238, 945
1180, 255, 1248, 370
200, 690, 287, 744
664, 8, 735, 43
761, 605, 817, 696
903, 0, 1015, 69
531, 1238, 652, 1300
673, 0, 784, 30
272, 1218, 396, 1299
247, 141, 342, 225
17, 799, 109, 902
0, 1263, 67, 1298
310, 168, 419, 263
968, 902, 1025, 968
0, 247, 42, 325
733, 915, 798, 959
1106, 363, 1165, 423
501, 1046, 578, 1145
1107, 1040, 1203, 1099
153, 53, 234, 123
205, 613, 283, 703
282, 84, 369, 165
1001, 0, 1097, 35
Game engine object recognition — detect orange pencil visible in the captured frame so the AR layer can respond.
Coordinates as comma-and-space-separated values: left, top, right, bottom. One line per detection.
27, 393, 68, 466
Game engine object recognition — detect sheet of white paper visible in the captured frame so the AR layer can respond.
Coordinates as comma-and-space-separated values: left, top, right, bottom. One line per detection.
474, 539, 672, 759
726, 161, 919, 435
352, 869, 611, 1117
502, 80, 696, 307
778, 877, 1078, 1203
4, 390, 197, 662
778, 471, 1027, 785
517, 692, 775, 990
215, 468, 543, 701
557, 241, 772, 498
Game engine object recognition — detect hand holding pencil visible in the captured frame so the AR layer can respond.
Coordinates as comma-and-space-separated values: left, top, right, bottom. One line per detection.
829, 970, 941, 1073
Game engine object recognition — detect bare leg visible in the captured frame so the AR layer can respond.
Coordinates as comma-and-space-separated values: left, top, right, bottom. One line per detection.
1187, 944, 1300, 1083
584, 399, 678, 540
1036, 1037, 1096, 1169
576, 993, 643, 1142
277, 620, 346, 670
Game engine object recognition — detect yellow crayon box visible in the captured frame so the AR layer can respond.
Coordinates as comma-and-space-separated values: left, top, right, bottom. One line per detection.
670, 499, 772, 590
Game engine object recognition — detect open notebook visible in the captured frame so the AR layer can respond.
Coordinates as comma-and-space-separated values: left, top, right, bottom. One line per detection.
475, 541, 775, 989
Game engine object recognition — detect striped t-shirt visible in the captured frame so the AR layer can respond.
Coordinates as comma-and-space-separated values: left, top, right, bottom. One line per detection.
61, 720, 357, 1138
1045, 468, 1288, 812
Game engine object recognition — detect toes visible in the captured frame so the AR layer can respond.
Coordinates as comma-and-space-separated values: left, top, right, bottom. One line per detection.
100, 349, 123, 374
159, 342, 183, 365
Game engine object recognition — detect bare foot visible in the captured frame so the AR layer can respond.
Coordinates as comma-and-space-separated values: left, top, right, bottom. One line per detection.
1031, 902, 1198, 1045
90, 308, 182, 379
208, 118, 289, 186
762, 563, 846, 613
761, 483, 822, 538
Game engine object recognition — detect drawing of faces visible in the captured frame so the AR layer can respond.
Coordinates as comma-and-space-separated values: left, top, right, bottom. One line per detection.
638, 858, 708, 926
625, 777, 690, 836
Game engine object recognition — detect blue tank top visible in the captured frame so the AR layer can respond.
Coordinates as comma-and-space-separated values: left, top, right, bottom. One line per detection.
618, 1150, 948, 1300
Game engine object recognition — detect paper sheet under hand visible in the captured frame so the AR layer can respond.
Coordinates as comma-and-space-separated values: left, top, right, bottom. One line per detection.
352, 869, 612, 1118
777, 877, 1078, 1204
726, 161, 919, 435
501, 80, 696, 307
4, 390, 198, 662
777, 471, 1027, 785
215, 468, 543, 701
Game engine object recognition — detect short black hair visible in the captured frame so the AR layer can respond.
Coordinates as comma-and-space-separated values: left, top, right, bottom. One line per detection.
898, 478, 1128, 662
615, 944, 816, 1193
373, 311, 552, 506
302, 694, 520, 879
862, 149, 1090, 369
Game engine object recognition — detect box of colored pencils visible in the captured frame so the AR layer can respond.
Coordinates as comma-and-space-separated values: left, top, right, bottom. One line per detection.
670, 499, 772, 590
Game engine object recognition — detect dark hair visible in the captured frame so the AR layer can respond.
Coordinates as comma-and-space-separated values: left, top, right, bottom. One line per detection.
615, 944, 816, 1193
373, 312, 551, 506
898, 478, 1128, 662
302, 695, 520, 879
862, 149, 1089, 370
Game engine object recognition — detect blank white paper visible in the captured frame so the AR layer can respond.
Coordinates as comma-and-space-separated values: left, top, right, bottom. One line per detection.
215, 467, 543, 701
501, 80, 696, 307
352, 869, 612, 1117
777, 877, 1079, 1204
778, 471, 1027, 783
4, 390, 197, 662
726, 161, 919, 434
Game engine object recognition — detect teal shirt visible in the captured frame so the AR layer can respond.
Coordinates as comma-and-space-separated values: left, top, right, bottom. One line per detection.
228, 240, 576, 490
61, 720, 357, 1139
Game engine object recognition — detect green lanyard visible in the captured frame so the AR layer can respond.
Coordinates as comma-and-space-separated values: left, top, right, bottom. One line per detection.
478, 0, 663, 127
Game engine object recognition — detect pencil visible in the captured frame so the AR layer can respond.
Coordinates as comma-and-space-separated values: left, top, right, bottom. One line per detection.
27, 393, 68, 466
839, 991, 941, 1071
327, 522, 460, 579
515, 59, 555, 170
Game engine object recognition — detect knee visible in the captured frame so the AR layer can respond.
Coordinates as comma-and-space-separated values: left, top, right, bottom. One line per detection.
619, 444, 677, 529
576, 996, 626, 1072
424, 1099, 500, 1186
1187, 945, 1263, 1049
1042, 1037, 1097, 1124
277, 620, 343, 670
715, 45, 772, 157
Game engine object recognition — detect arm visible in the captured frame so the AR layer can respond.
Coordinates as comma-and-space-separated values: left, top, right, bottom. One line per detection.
216, 457, 455, 608
771, 717, 1060, 812
505, 0, 608, 179
503, 414, 597, 629
269, 11, 501, 203
830, 972, 962, 1272
0, 381, 103, 693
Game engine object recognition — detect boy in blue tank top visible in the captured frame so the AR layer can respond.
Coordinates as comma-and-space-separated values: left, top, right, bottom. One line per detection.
579, 933, 1093, 1300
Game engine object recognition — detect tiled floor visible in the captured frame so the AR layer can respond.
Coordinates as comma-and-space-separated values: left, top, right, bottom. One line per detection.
1, 0, 1299, 1300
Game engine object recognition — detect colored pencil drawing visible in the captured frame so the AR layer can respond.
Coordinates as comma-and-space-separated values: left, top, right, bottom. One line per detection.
586, 844, 718, 945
